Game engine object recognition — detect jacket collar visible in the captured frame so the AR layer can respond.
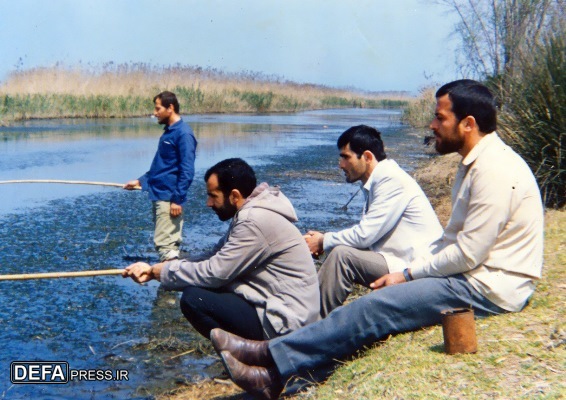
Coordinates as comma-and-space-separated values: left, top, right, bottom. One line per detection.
462, 132, 498, 166
362, 158, 393, 192
164, 118, 183, 132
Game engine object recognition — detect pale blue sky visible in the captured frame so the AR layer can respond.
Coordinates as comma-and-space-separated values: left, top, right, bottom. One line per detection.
0, 0, 459, 92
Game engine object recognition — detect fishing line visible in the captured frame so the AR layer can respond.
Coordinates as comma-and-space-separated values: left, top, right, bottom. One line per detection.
341, 187, 361, 211
0, 179, 140, 189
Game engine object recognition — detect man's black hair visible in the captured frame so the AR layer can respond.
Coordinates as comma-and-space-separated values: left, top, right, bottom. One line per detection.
435, 79, 497, 133
204, 158, 257, 198
337, 125, 386, 161
153, 91, 180, 114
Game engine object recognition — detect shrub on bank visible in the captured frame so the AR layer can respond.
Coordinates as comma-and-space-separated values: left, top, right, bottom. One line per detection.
496, 31, 565, 208
401, 86, 436, 128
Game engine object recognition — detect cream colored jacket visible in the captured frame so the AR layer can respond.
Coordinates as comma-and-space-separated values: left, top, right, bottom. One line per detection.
323, 159, 443, 272
411, 133, 544, 311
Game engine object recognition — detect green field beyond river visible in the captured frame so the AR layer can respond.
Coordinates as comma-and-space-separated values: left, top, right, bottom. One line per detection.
0, 108, 428, 399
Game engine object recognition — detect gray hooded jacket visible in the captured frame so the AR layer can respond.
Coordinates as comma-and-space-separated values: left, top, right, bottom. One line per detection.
160, 183, 320, 338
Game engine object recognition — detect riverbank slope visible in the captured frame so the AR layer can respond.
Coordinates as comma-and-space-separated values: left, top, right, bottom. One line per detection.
157, 154, 565, 399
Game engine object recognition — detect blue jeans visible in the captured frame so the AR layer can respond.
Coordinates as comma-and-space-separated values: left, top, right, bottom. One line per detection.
269, 275, 507, 383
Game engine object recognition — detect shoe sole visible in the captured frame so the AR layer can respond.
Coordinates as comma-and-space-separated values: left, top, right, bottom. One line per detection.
219, 351, 237, 383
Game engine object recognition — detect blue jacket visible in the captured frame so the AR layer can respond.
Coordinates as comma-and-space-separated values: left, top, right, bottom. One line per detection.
139, 119, 197, 205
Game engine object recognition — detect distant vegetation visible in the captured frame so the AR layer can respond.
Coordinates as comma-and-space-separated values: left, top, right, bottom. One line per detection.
0, 63, 409, 122
401, 86, 436, 129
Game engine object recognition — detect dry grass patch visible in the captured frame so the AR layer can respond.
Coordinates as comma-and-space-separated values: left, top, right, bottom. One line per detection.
158, 379, 243, 400
0, 64, 411, 121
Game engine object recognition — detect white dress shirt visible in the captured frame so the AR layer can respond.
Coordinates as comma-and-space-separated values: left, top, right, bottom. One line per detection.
323, 159, 444, 272
410, 133, 544, 311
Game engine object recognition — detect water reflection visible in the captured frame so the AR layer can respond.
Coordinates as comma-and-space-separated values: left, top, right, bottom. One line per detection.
0, 109, 406, 215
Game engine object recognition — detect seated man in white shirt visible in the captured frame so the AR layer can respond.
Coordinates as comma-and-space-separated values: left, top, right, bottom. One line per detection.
210, 79, 544, 400
305, 125, 443, 317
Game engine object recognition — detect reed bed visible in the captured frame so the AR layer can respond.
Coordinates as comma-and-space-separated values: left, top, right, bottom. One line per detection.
401, 85, 437, 129
0, 63, 410, 122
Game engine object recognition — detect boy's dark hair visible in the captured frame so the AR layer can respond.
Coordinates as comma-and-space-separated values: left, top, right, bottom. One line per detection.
436, 79, 497, 133
337, 125, 387, 161
153, 91, 180, 114
204, 158, 257, 198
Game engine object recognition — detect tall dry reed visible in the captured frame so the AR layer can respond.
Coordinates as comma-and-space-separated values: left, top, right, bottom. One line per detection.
0, 63, 410, 122
497, 30, 565, 208
401, 86, 436, 128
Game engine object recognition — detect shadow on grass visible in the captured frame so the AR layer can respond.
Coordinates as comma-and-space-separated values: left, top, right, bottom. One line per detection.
429, 344, 446, 353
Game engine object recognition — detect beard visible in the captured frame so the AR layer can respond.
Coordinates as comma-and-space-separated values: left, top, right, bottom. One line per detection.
212, 199, 238, 221
434, 131, 464, 155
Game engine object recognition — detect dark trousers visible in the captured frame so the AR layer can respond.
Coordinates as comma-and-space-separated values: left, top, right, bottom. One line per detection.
180, 286, 264, 340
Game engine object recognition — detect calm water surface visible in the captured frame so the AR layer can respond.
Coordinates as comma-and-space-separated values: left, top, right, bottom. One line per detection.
0, 109, 428, 399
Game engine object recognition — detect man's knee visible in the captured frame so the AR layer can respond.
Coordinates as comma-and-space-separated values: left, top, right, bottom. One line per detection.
320, 245, 369, 280
327, 245, 356, 260
180, 286, 203, 316
321, 245, 356, 270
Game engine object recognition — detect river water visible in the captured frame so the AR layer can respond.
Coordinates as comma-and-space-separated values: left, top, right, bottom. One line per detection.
0, 109, 428, 399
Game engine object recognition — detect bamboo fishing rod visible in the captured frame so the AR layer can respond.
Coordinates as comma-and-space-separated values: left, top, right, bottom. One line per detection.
0, 179, 141, 189
0, 269, 126, 281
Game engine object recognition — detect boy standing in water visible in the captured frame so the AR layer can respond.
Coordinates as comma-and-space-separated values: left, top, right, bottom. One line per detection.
124, 91, 197, 261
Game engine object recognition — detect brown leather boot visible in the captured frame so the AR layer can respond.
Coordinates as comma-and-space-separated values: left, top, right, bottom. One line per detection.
220, 350, 283, 400
210, 328, 274, 367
